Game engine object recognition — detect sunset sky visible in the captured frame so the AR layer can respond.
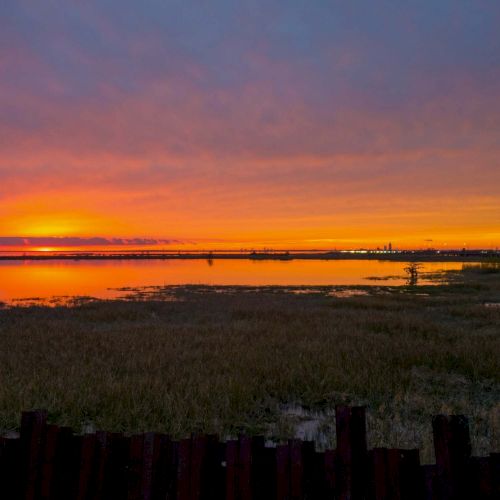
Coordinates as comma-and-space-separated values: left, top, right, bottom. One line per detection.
1, 1, 499, 250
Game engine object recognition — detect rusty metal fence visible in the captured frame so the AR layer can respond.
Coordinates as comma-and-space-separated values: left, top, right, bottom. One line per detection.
0, 406, 498, 499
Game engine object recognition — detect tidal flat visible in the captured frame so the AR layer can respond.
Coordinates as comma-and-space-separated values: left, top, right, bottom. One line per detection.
1, 266, 499, 463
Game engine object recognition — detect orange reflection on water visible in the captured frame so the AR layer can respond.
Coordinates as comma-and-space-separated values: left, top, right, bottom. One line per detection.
0, 259, 466, 304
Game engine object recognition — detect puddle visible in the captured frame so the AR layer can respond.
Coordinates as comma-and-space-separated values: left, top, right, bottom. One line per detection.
1, 430, 19, 439
328, 289, 369, 298
289, 289, 323, 295
274, 404, 337, 448
7, 295, 100, 307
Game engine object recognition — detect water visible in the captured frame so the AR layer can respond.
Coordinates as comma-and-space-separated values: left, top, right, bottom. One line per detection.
0, 259, 466, 305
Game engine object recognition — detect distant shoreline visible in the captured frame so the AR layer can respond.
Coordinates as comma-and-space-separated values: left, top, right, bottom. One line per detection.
0, 250, 497, 262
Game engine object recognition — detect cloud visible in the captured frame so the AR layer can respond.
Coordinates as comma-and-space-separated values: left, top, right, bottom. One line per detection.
0, 1, 499, 247
0, 237, 182, 247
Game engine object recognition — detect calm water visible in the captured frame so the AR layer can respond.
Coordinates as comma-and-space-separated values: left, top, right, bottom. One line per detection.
0, 259, 468, 304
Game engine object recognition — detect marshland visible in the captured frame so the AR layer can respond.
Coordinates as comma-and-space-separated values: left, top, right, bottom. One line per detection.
1, 263, 499, 463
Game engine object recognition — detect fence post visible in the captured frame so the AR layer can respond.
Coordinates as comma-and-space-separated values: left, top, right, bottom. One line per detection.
469, 456, 491, 498
432, 415, 471, 499
238, 436, 252, 500
301, 441, 315, 498
421, 465, 437, 500
190, 434, 207, 500
106, 433, 130, 500
324, 449, 336, 497
48, 426, 74, 500
75, 433, 97, 500
335, 405, 367, 500
142, 432, 156, 500
150, 434, 171, 500
369, 448, 388, 500
8, 408, 500, 499
20, 409, 48, 500
386, 449, 403, 500
39, 424, 60, 499
251, 442, 275, 500
490, 453, 500, 498
399, 449, 421, 500
275, 444, 290, 500
177, 438, 192, 500
201, 435, 224, 500
0, 437, 21, 498
90, 431, 111, 500
289, 439, 303, 500
225, 440, 238, 500
124, 433, 156, 500
127, 434, 144, 500
166, 440, 179, 500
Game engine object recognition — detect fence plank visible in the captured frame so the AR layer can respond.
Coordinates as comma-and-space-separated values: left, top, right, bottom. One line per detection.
141, 432, 156, 500
370, 448, 388, 500
166, 441, 180, 500
276, 444, 290, 500
190, 435, 207, 500
252, 444, 275, 500
20, 409, 48, 500
324, 449, 336, 497
469, 457, 491, 499
421, 465, 437, 500
238, 436, 252, 500
399, 449, 421, 500
105, 433, 129, 500
336, 405, 367, 500
177, 438, 192, 500
225, 440, 238, 500
150, 434, 170, 500
5, 408, 499, 499
433, 415, 471, 500
202, 436, 224, 500
128, 432, 156, 500
49, 426, 74, 500
386, 449, 402, 500
301, 441, 315, 498
90, 431, 111, 500
248, 436, 265, 500
39, 424, 59, 499
127, 434, 144, 500
76, 433, 97, 500
0, 437, 21, 499
490, 453, 500, 499
289, 439, 303, 500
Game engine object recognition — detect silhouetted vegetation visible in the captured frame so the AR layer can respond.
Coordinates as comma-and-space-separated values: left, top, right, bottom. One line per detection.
404, 262, 423, 285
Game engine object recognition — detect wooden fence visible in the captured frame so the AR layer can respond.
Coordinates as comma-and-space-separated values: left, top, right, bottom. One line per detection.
0, 406, 498, 499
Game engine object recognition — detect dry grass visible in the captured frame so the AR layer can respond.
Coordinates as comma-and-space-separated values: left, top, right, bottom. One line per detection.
1, 271, 499, 462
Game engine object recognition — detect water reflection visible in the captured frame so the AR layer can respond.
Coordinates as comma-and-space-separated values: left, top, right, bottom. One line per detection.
0, 259, 468, 305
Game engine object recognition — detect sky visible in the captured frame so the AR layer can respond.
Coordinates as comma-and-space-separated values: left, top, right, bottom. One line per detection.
1, 0, 499, 250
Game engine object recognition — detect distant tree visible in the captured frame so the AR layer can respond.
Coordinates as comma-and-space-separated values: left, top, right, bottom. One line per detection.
404, 262, 423, 286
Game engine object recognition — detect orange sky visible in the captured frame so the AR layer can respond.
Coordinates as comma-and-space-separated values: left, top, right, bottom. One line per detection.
1, 2, 499, 250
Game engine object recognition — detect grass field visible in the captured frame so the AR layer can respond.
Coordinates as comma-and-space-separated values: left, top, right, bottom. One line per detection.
1, 266, 499, 462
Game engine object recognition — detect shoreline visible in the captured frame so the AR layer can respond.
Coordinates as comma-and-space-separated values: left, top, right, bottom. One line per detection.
0, 251, 497, 262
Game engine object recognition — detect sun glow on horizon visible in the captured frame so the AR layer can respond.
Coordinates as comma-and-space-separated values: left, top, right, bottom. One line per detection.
1, 3, 499, 251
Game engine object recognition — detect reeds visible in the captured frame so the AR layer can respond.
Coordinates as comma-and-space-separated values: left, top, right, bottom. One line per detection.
1, 274, 499, 463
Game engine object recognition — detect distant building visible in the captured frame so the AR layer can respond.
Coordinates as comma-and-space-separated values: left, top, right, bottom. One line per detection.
388, 242, 392, 252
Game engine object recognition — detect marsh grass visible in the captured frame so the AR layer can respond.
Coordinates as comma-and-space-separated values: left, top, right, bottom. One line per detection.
0, 270, 499, 463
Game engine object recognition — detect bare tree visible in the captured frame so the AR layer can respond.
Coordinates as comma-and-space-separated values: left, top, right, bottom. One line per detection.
404, 262, 423, 286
